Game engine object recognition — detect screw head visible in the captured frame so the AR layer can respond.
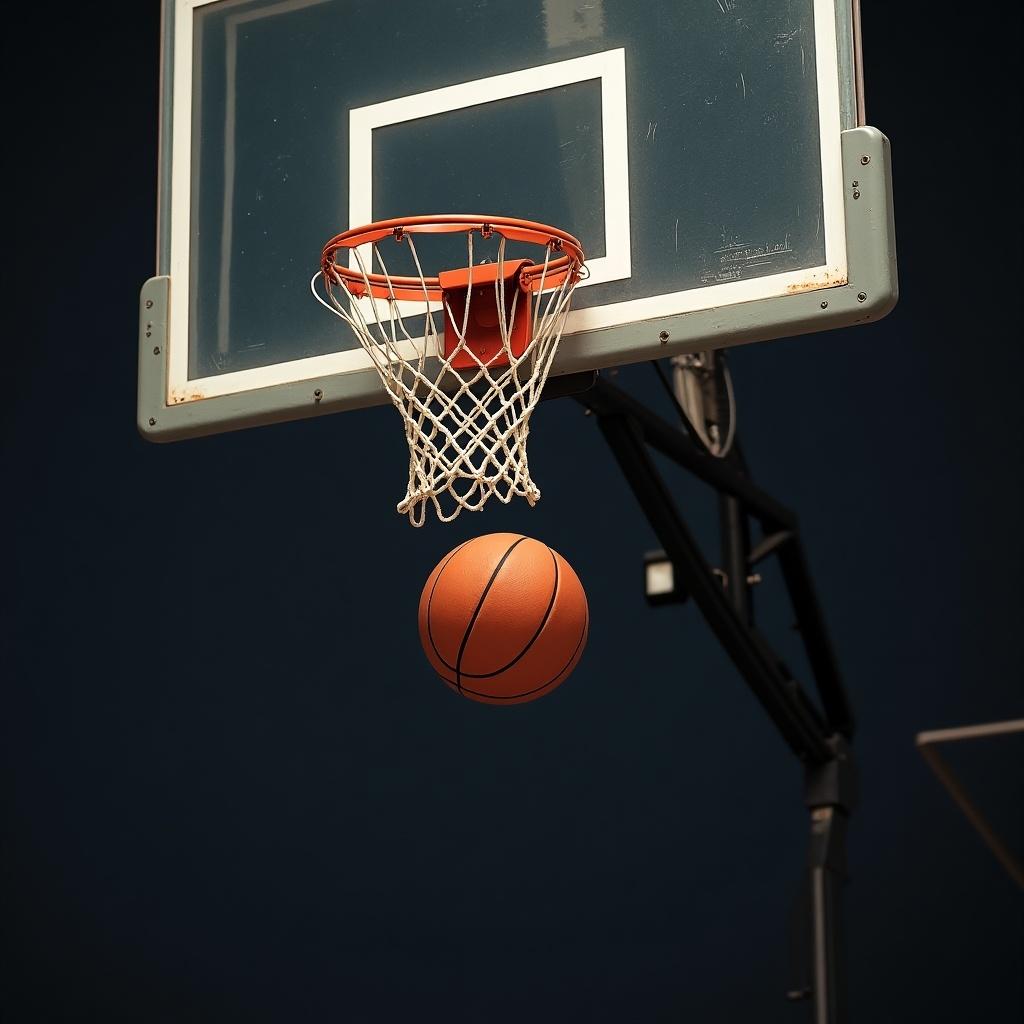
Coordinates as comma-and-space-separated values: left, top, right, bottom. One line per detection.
852, 190, 861, 200
860, 154, 870, 165
313, 388, 324, 402
852, 180, 859, 187
145, 299, 154, 309
857, 291, 867, 302
820, 300, 828, 309
148, 417, 156, 426
153, 346, 160, 355
658, 330, 670, 343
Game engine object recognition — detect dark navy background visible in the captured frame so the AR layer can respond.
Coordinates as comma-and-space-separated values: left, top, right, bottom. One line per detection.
3, 4, 1021, 1022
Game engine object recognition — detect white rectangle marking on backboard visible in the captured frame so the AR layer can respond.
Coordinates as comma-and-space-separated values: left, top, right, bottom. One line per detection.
348, 48, 631, 324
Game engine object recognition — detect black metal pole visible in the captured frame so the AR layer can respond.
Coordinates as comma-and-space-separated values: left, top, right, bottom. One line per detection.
777, 540, 855, 737
578, 375, 852, 740
719, 492, 752, 623
577, 377, 856, 1024
595, 412, 833, 764
809, 807, 848, 1024
581, 377, 796, 529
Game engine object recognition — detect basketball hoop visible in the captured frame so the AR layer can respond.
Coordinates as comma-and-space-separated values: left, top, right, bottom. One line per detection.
312, 215, 586, 526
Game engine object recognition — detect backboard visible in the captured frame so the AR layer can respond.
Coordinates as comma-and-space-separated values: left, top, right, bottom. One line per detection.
139, 0, 896, 442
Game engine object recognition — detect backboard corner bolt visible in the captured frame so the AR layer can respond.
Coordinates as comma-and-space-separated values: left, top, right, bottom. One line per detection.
153, 346, 160, 355
145, 299, 154, 309
857, 291, 867, 302
852, 190, 861, 200
148, 417, 156, 426
860, 154, 870, 165
313, 388, 324, 403
658, 330, 670, 343
820, 300, 828, 309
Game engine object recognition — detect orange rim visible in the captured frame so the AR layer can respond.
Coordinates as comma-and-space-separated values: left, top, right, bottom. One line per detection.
320, 214, 585, 301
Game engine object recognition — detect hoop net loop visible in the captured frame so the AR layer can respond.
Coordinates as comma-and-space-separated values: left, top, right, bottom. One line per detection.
313, 215, 586, 526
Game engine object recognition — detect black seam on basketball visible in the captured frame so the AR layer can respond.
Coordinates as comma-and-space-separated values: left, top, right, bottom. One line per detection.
452, 546, 559, 680
460, 609, 588, 701
425, 538, 475, 671
455, 536, 529, 693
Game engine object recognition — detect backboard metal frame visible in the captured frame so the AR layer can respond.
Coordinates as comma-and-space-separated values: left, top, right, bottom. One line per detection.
140, 0, 895, 443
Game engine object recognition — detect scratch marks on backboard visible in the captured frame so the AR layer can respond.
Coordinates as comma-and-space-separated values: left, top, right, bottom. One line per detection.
714, 0, 747, 27
738, 72, 746, 99
701, 235, 795, 284
773, 25, 805, 76
645, 121, 658, 141
773, 28, 800, 50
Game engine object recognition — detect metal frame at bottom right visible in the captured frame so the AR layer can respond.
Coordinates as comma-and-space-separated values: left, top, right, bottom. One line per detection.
573, 370, 857, 1024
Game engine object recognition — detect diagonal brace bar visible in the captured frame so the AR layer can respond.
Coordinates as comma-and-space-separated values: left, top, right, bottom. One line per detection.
595, 412, 833, 764
579, 375, 853, 740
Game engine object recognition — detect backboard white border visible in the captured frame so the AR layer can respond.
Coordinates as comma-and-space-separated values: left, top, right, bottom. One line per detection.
166, 0, 848, 404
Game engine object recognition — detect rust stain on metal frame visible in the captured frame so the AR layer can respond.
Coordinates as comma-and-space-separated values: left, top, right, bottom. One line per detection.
169, 389, 209, 404
785, 267, 848, 294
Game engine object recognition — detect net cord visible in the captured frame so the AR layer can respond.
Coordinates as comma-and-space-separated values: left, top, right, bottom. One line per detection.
310, 229, 581, 525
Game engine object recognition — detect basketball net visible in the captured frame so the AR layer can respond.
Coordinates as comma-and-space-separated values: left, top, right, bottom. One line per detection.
314, 224, 584, 526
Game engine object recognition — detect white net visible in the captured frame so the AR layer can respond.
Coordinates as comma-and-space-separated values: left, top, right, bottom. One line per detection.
313, 228, 583, 526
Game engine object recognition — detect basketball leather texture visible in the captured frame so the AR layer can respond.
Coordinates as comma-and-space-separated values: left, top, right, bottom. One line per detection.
418, 533, 589, 705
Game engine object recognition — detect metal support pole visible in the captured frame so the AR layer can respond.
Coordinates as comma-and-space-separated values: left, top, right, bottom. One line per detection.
808, 806, 848, 1024
581, 377, 796, 529
595, 412, 832, 764
778, 540, 855, 737
579, 375, 852, 739
720, 492, 752, 623
577, 374, 857, 1023
799, 735, 856, 1023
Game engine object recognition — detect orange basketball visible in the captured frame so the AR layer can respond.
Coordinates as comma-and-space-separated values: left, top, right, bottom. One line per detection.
418, 533, 589, 705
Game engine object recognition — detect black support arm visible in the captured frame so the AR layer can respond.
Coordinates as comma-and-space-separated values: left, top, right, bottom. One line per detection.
574, 371, 856, 1024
